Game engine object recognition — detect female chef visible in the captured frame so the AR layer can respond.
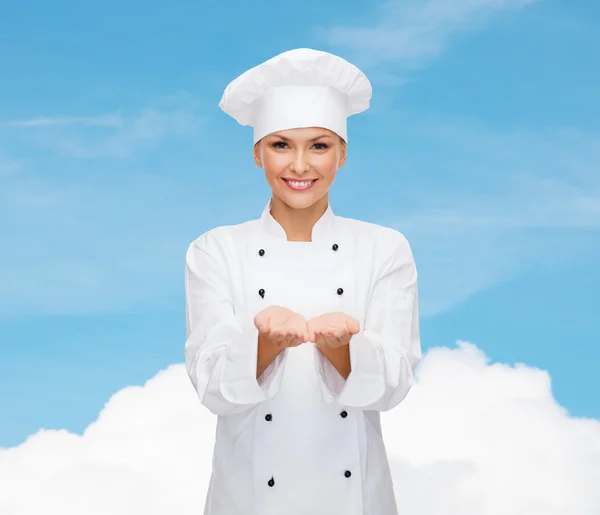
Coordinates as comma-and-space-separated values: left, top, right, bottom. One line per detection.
184, 48, 422, 515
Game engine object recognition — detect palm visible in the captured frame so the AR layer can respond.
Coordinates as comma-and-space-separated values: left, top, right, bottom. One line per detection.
254, 306, 309, 348
307, 312, 359, 347
270, 314, 296, 333
313, 314, 346, 332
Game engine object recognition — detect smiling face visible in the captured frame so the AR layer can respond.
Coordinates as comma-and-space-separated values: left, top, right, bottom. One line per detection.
253, 126, 347, 211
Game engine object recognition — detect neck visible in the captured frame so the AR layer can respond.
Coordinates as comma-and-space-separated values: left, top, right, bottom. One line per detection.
270, 195, 329, 242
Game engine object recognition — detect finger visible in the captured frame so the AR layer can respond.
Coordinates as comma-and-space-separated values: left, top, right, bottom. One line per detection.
263, 317, 272, 334
292, 335, 304, 347
316, 332, 330, 348
288, 333, 302, 348
321, 333, 335, 347
313, 333, 324, 348
288, 326, 302, 339
319, 324, 341, 339
272, 329, 286, 344
346, 318, 360, 334
325, 333, 343, 348
279, 333, 291, 348
332, 327, 346, 339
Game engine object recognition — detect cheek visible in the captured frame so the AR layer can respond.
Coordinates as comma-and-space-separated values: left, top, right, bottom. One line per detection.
314, 153, 339, 180
263, 153, 286, 184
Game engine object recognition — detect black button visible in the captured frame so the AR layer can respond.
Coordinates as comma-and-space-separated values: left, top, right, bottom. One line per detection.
337, 288, 344, 295
258, 249, 265, 256
340, 410, 348, 418
259, 288, 265, 298
268, 477, 275, 487
332, 243, 339, 251
265, 413, 272, 421
344, 470, 352, 478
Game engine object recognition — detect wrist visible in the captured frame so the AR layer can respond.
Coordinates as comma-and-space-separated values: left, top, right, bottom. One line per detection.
256, 332, 284, 379
258, 332, 284, 355
314, 340, 351, 380
315, 341, 341, 356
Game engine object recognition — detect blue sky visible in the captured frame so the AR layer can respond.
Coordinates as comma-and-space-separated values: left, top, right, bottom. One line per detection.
0, 0, 598, 449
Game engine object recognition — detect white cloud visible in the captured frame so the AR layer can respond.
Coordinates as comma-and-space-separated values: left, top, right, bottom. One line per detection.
2, 113, 123, 128
0, 89, 240, 318
0, 91, 213, 317
322, 0, 539, 68
49, 107, 200, 158
1, 92, 203, 159
1, 343, 599, 514
382, 119, 600, 315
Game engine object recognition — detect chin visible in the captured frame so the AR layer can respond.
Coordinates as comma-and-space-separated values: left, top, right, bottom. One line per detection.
277, 191, 322, 210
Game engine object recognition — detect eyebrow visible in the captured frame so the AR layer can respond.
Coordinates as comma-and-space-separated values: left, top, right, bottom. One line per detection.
273, 134, 332, 142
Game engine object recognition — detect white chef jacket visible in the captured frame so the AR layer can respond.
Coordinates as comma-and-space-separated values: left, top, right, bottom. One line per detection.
184, 199, 421, 515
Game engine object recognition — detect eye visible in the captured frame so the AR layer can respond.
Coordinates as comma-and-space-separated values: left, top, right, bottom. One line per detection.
271, 141, 288, 149
313, 143, 329, 150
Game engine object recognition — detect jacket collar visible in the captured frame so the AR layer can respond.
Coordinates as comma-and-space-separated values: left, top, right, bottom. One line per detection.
259, 198, 336, 243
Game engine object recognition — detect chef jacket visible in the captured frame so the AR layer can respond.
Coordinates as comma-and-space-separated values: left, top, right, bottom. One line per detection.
184, 199, 421, 515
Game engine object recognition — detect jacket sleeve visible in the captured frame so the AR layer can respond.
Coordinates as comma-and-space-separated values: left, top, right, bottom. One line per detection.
184, 232, 289, 416
314, 232, 421, 411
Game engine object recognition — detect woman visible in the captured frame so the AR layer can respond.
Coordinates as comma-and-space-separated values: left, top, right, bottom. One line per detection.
184, 48, 421, 515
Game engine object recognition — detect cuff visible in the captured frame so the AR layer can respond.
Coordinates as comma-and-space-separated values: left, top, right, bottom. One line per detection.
313, 343, 347, 403
336, 330, 386, 407
220, 323, 289, 405
257, 344, 289, 398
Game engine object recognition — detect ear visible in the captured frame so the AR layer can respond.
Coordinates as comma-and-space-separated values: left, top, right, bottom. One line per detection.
253, 142, 263, 168
337, 141, 347, 168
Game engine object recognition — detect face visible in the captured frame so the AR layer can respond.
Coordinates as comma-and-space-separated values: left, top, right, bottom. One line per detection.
253, 127, 347, 210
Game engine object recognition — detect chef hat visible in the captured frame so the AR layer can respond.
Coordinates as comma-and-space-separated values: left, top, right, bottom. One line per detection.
218, 48, 372, 144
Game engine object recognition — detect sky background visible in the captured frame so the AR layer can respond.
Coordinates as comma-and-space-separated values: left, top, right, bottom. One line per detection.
0, 0, 599, 512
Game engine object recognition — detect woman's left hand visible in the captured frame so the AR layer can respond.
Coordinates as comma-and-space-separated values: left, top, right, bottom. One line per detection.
307, 312, 360, 349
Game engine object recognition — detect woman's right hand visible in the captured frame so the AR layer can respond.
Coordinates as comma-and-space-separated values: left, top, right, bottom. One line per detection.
254, 305, 309, 349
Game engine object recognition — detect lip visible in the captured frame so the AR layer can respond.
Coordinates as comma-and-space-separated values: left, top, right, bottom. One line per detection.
282, 178, 318, 191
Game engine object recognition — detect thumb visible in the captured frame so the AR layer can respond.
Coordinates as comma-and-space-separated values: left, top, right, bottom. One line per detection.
303, 321, 310, 342
346, 317, 360, 334
261, 317, 272, 334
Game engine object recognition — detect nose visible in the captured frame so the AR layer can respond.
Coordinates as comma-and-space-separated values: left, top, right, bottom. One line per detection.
289, 149, 310, 175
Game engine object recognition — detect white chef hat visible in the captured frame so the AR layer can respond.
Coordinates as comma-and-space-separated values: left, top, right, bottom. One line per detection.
218, 48, 372, 144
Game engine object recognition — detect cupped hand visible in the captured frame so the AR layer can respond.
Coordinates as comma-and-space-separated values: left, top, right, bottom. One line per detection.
307, 312, 360, 349
254, 305, 309, 349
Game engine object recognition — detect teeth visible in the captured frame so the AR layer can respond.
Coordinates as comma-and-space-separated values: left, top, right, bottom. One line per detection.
288, 180, 313, 188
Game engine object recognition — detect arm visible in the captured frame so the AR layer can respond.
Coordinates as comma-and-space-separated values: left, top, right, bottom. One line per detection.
315, 232, 422, 411
315, 344, 351, 380
184, 231, 289, 416
257, 332, 285, 378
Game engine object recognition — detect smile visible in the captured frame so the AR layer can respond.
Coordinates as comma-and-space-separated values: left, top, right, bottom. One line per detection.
282, 178, 318, 191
